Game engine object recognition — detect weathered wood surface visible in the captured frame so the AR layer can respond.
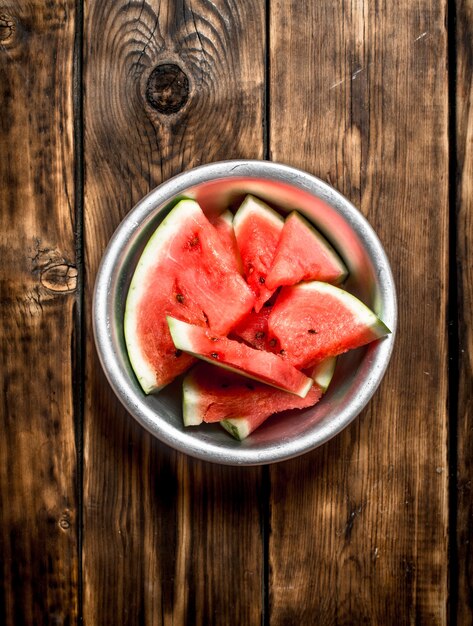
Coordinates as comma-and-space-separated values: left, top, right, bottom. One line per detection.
268, 1, 449, 624
0, 2, 79, 625
1, 0, 469, 623
456, 1, 473, 624
83, 1, 265, 624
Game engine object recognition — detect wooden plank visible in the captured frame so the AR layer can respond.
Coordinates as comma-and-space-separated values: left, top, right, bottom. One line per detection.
268, 1, 449, 623
83, 1, 265, 623
456, 0, 473, 623
0, 2, 78, 625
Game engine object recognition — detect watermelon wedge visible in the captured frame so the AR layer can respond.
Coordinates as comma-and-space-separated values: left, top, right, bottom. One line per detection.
265, 211, 348, 290
268, 281, 390, 368
220, 358, 337, 439
124, 199, 255, 393
233, 195, 284, 311
219, 358, 336, 441
209, 210, 242, 274
167, 316, 313, 398
181, 362, 322, 431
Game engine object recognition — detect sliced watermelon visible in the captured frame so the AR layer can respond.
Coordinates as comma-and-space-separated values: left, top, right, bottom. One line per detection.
220, 357, 337, 439
220, 358, 336, 440
124, 199, 255, 393
265, 211, 348, 290
182, 363, 322, 431
209, 210, 243, 274
167, 316, 313, 398
230, 305, 273, 350
233, 195, 284, 312
268, 281, 390, 368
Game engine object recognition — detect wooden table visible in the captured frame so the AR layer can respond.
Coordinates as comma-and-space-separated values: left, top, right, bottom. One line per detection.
1, 1, 471, 624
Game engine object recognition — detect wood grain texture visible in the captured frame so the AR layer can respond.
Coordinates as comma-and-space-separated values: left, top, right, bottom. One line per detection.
0, 1, 78, 625
268, 1, 449, 623
83, 1, 264, 624
456, 1, 473, 623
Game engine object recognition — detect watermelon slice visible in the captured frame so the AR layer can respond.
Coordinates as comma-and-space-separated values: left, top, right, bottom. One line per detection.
167, 316, 313, 398
265, 211, 348, 290
209, 210, 242, 274
124, 199, 255, 393
233, 195, 284, 311
181, 362, 322, 431
220, 358, 337, 439
268, 281, 390, 368
230, 305, 273, 350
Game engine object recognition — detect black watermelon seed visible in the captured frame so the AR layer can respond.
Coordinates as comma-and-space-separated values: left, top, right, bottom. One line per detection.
174, 349, 182, 357
255, 331, 265, 339
308, 329, 318, 334
210, 336, 218, 342
259, 276, 265, 284
280, 349, 286, 355
176, 293, 184, 303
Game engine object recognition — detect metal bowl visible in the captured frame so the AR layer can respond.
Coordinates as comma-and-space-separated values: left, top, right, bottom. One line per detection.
93, 160, 397, 465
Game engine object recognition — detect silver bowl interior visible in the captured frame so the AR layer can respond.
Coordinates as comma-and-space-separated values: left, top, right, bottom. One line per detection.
93, 161, 397, 465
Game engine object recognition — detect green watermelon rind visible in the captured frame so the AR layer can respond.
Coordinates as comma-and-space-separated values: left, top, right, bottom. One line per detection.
273, 210, 349, 286
182, 373, 204, 426
124, 199, 201, 394
220, 419, 251, 441
310, 356, 337, 392
233, 195, 284, 237
167, 316, 313, 398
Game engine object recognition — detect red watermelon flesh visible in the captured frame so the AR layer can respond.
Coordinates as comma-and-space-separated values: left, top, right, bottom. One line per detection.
230, 305, 274, 350
233, 195, 284, 312
167, 316, 313, 398
265, 211, 348, 290
124, 199, 255, 393
209, 210, 243, 274
182, 363, 322, 437
268, 281, 391, 369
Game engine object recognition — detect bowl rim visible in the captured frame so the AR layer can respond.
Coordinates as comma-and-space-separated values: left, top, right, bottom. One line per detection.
93, 159, 398, 465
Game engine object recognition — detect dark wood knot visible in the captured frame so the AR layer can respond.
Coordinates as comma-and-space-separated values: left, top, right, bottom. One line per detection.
40, 264, 77, 293
0, 14, 16, 43
146, 64, 189, 114
59, 511, 71, 531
